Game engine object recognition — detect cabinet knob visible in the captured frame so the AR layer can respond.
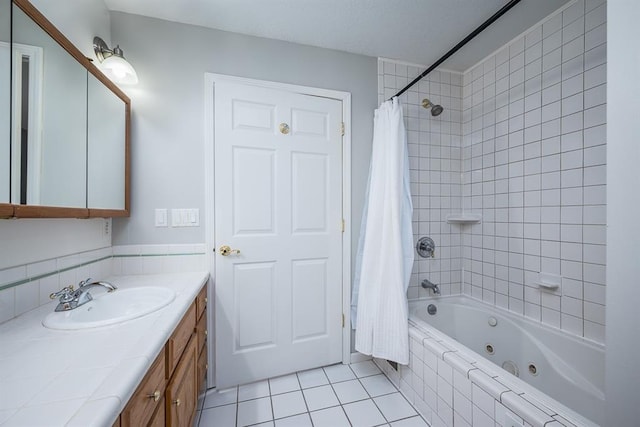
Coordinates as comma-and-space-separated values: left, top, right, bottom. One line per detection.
204, 330, 208, 336
173, 398, 181, 407
204, 297, 208, 303
148, 390, 161, 402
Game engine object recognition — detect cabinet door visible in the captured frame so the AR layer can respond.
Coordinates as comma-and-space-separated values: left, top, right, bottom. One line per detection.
148, 398, 165, 427
121, 351, 166, 427
198, 345, 208, 395
167, 337, 197, 427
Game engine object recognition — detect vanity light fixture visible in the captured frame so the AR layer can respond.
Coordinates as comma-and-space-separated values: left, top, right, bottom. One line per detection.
93, 36, 138, 84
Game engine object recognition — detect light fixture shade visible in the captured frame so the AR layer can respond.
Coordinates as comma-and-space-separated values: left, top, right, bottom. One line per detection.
100, 55, 138, 85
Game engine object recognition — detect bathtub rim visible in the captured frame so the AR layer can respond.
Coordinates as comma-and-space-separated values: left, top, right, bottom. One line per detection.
407, 294, 602, 427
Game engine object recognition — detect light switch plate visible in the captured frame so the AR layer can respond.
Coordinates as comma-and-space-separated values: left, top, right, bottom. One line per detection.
155, 209, 168, 227
171, 209, 199, 227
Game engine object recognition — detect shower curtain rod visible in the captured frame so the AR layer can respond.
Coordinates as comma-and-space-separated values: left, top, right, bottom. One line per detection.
390, 0, 523, 100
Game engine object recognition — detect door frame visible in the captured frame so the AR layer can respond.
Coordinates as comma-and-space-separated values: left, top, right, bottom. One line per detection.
203, 73, 352, 388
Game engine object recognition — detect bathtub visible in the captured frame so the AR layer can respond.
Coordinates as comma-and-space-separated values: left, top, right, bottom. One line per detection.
376, 295, 604, 427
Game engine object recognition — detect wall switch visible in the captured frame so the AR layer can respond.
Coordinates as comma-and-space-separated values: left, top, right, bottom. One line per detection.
170, 209, 200, 227
155, 209, 168, 227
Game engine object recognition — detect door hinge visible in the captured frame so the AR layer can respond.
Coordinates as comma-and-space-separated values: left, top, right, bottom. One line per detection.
341, 219, 345, 233
342, 313, 345, 328
340, 122, 345, 136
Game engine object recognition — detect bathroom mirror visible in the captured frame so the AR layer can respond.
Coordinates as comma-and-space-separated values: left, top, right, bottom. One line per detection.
7, 0, 130, 218
12, 4, 87, 208
87, 72, 127, 211
1, 0, 10, 207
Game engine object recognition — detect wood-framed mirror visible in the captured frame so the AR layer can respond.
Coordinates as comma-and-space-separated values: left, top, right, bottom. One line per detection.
2, 0, 130, 219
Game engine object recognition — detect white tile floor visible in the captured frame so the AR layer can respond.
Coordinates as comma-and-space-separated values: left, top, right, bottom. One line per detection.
194, 361, 428, 427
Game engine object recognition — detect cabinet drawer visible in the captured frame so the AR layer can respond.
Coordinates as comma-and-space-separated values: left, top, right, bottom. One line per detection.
167, 337, 198, 427
167, 302, 196, 374
196, 284, 207, 320
121, 350, 166, 427
196, 310, 207, 354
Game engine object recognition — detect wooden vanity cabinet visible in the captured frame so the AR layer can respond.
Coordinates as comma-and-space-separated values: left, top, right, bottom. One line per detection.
116, 283, 208, 427
167, 337, 198, 427
121, 350, 166, 427
195, 285, 208, 394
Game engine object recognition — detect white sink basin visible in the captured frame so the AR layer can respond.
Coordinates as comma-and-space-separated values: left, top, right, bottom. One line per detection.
43, 286, 176, 330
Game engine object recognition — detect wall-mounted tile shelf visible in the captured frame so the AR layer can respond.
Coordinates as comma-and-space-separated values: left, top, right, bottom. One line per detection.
446, 213, 482, 224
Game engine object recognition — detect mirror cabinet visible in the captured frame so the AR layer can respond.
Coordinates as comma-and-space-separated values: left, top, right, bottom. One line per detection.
1, 0, 130, 218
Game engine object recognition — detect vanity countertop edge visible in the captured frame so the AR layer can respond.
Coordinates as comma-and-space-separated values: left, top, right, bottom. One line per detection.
0, 271, 210, 427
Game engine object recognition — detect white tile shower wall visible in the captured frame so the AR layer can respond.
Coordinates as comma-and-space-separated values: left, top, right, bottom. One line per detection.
378, 59, 464, 298
460, 0, 606, 343
0, 244, 207, 324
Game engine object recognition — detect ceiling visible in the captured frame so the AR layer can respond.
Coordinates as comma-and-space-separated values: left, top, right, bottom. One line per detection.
104, 0, 572, 72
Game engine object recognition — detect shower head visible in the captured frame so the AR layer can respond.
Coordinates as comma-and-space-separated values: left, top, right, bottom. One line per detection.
421, 98, 444, 116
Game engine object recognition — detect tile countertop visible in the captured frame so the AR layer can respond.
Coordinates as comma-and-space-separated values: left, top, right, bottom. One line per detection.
0, 272, 210, 427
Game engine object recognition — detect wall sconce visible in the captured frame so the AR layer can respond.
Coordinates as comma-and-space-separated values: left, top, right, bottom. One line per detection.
93, 36, 138, 84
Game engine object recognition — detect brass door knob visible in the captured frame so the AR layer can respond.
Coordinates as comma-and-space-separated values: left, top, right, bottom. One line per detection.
279, 123, 290, 134
219, 245, 240, 256
148, 390, 161, 402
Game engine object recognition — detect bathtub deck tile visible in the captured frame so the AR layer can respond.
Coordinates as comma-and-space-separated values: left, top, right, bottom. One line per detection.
436, 358, 453, 385
501, 391, 555, 427
452, 370, 472, 399
472, 383, 496, 419
453, 410, 472, 427
423, 338, 456, 359
493, 373, 528, 396
442, 353, 475, 377
519, 392, 558, 417
495, 400, 524, 426
468, 370, 510, 400
552, 414, 578, 427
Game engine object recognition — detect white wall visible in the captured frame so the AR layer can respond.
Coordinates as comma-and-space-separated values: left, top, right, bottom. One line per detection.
605, 0, 640, 424
30, 0, 111, 58
109, 12, 378, 265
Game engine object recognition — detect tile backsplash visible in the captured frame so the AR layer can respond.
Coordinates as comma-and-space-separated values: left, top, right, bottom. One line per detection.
0, 244, 207, 324
380, 0, 606, 344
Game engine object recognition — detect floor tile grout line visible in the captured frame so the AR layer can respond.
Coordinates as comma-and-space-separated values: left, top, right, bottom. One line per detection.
325, 364, 355, 426
295, 369, 315, 427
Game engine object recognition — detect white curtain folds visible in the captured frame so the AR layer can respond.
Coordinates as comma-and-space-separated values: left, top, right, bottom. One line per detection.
351, 97, 414, 364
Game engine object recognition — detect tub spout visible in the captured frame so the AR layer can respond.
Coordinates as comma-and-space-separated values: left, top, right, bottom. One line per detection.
421, 279, 440, 295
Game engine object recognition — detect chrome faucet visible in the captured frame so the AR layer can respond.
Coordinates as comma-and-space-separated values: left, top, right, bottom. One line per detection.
421, 278, 440, 295
50, 278, 117, 312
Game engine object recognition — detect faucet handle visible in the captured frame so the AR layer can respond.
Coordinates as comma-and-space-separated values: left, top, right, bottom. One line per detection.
78, 277, 92, 287
49, 285, 75, 301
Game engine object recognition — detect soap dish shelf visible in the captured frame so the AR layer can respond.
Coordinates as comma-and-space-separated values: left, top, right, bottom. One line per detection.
446, 213, 482, 224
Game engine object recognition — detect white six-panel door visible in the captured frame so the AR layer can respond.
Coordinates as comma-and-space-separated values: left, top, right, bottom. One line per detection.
214, 81, 343, 388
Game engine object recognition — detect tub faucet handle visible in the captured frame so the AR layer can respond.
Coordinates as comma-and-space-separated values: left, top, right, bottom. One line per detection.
421, 279, 440, 295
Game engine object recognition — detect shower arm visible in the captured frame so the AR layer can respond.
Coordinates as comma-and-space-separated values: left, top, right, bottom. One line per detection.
389, 0, 522, 101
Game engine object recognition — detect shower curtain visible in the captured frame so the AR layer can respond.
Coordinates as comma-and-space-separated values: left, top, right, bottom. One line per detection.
351, 97, 414, 365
